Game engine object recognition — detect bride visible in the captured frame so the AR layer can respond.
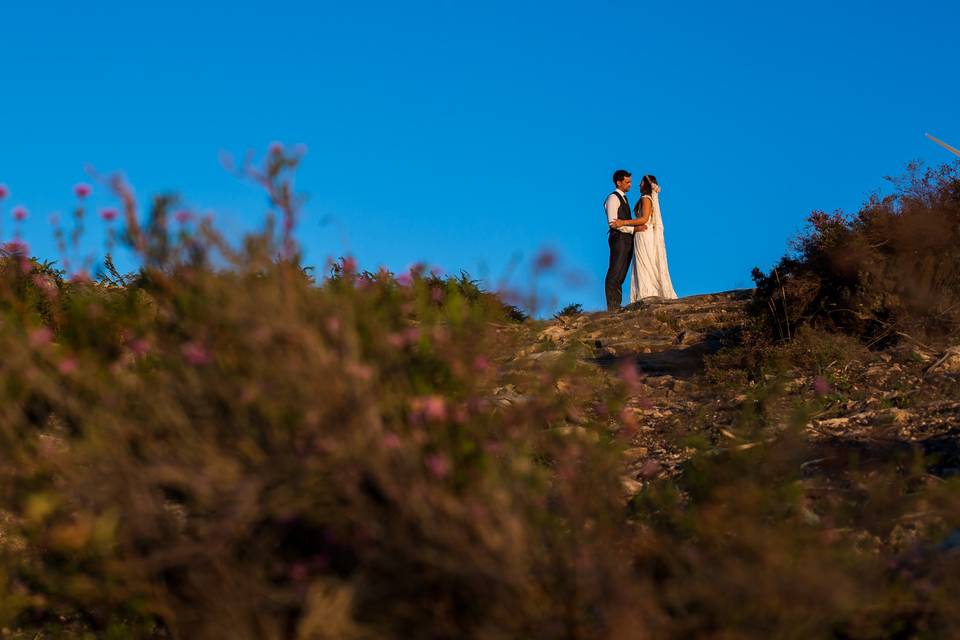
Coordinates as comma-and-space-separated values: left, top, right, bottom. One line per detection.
610, 174, 678, 302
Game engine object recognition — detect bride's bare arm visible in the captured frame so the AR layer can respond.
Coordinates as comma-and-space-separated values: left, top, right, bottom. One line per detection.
610, 217, 648, 229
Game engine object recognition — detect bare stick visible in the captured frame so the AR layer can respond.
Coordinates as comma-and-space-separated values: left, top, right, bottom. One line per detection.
774, 269, 792, 341
926, 133, 960, 158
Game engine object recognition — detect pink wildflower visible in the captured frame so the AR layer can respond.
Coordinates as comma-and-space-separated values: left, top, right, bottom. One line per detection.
387, 327, 420, 349
129, 338, 151, 357
100, 208, 118, 222
813, 376, 832, 396
74, 183, 92, 199
397, 272, 413, 287
32, 274, 56, 291
431, 287, 444, 303
58, 358, 78, 375
218, 150, 236, 172
174, 210, 193, 224
0, 184, 8, 199
409, 262, 427, 277
288, 562, 308, 583
534, 248, 557, 271
29, 327, 53, 348
408, 395, 447, 424
382, 432, 401, 450
347, 363, 373, 382
341, 256, 357, 275
421, 395, 447, 422
619, 361, 641, 389
473, 355, 490, 372
425, 453, 452, 479
483, 440, 503, 455
181, 341, 211, 366
68, 270, 91, 284
4, 239, 29, 255
12, 206, 27, 221
269, 142, 283, 156
326, 316, 341, 335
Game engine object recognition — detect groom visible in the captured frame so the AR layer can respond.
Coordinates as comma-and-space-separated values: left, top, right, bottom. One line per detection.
604, 169, 646, 310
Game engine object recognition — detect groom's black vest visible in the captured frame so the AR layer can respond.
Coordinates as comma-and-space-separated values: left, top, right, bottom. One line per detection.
609, 191, 632, 233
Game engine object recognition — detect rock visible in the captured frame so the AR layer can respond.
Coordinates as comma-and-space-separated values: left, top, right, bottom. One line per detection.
555, 426, 600, 442
676, 330, 704, 346
492, 384, 524, 407
597, 346, 617, 359
927, 346, 960, 375
865, 365, 886, 379
621, 477, 644, 495
528, 350, 564, 365
622, 447, 648, 462
818, 417, 850, 429
538, 324, 572, 344
799, 505, 821, 526
647, 375, 673, 388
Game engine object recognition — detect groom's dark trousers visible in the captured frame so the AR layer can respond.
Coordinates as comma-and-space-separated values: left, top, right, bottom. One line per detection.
605, 230, 634, 310
604, 189, 634, 310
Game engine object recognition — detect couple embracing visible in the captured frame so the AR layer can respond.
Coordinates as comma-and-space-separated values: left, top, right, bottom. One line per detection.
603, 169, 677, 311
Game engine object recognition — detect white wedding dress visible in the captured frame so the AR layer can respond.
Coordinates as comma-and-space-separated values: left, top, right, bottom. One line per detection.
629, 191, 678, 302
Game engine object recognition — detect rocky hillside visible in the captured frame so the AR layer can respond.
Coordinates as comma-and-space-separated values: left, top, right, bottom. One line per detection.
504, 290, 960, 494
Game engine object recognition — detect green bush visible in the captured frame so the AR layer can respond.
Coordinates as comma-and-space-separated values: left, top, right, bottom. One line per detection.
554, 303, 583, 319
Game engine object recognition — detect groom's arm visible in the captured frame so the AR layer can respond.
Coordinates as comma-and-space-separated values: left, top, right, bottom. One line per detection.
605, 195, 634, 234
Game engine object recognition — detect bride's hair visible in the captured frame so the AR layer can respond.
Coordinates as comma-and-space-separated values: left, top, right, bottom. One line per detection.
639, 174, 659, 196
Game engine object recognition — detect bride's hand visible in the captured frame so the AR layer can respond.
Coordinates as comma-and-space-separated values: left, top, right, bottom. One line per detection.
652, 183, 661, 194
611, 219, 626, 228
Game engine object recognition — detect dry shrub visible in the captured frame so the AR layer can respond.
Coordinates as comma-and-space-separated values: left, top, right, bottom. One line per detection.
0, 149, 656, 639
0, 263, 654, 636
752, 161, 960, 346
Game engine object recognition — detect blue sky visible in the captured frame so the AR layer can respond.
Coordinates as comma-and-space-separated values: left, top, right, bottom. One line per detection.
1, 0, 958, 312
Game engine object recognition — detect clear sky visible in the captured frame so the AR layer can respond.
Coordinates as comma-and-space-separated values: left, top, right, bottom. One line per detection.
1, 0, 958, 312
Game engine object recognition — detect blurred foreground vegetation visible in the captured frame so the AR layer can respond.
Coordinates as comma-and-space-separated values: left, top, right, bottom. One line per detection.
1, 155, 959, 638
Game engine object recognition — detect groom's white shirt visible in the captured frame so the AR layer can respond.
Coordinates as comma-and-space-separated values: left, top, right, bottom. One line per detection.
605, 189, 635, 234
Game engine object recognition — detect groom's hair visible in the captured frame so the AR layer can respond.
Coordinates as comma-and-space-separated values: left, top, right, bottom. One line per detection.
612, 169, 631, 185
